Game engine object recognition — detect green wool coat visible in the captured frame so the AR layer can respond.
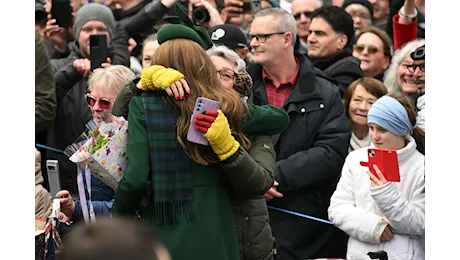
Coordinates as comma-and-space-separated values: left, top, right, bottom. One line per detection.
112, 86, 290, 260
112, 96, 239, 260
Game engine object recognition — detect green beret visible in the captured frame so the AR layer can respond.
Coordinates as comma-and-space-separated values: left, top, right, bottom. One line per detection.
158, 24, 206, 48
157, 5, 213, 50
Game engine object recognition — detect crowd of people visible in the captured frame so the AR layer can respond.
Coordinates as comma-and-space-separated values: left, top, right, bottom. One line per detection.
35, 0, 425, 259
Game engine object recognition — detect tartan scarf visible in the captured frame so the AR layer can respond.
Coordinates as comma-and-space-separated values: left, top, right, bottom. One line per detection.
140, 92, 194, 225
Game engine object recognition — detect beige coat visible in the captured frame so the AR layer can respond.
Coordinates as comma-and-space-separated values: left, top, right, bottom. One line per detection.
35, 149, 52, 219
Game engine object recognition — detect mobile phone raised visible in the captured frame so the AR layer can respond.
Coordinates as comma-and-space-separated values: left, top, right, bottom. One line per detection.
46, 160, 62, 198
187, 97, 221, 145
90, 34, 109, 71
360, 148, 400, 182
51, 0, 73, 28
242, 0, 261, 14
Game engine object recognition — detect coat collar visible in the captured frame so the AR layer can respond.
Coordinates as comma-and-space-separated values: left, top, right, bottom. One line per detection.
249, 55, 322, 107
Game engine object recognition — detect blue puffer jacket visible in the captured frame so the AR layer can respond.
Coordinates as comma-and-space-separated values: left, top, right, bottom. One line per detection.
71, 173, 115, 222
72, 199, 113, 222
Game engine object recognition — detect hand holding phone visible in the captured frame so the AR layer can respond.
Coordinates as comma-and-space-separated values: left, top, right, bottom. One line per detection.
187, 97, 221, 145
360, 148, 400, 182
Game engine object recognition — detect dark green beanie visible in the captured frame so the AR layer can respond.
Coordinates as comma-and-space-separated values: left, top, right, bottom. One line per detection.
157, 4, 213, 50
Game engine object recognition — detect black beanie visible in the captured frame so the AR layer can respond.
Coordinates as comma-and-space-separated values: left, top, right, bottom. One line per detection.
342, 0, 374, 22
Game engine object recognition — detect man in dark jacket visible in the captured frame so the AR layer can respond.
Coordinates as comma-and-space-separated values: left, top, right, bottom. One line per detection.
42, 0, 130, 66
248, 8, 351, 260
307, 5, 364, 96
46, 3, 124, 198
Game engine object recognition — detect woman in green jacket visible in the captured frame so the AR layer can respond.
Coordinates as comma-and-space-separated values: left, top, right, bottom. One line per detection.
112, 35, 283, 260
112, 44, 288, 260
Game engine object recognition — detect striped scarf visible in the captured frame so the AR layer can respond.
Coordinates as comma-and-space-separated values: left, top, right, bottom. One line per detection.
141, 92, 194, 225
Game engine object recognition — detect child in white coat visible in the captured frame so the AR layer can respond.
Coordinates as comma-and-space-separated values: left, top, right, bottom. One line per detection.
328, 93, 425, 260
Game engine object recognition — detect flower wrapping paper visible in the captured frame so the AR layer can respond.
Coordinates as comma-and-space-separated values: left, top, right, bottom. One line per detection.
69, 118, 128, 191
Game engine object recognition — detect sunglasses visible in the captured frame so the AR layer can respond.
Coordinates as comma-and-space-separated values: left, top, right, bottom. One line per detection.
85, 94, 113, 110
354, 44, 379, 55
293, 11, 313, 21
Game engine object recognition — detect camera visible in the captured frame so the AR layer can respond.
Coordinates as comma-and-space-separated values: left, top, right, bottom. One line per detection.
192, 6, 210, 24
35, 0, 47, 25
241, 0, 261, 14
368, 149, 375, 157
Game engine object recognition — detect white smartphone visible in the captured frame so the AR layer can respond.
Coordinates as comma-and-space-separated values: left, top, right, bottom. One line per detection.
46, 160, 61, 198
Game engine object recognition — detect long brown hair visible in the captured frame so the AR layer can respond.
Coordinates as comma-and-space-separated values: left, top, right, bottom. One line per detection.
387, 93, 425, 155
152, 39, 250, 165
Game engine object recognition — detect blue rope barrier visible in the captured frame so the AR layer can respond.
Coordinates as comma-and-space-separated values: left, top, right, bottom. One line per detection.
35, 144, 65, 154
267, 205, 424, 239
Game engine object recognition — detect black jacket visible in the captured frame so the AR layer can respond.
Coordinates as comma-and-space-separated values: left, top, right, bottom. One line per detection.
248, 55, 351, 260
310, 48, 364, 97
116, 0, 171, 59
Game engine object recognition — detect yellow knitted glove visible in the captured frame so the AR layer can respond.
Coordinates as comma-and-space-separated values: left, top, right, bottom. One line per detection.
140, 65, 184, 91
202, 110, 240, 161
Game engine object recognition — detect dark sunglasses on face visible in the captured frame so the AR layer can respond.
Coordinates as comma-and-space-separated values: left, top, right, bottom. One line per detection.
354, 44, 379, 55
293, 11, 313, 21
85, 94, 113, 110
405, 63, 425, 73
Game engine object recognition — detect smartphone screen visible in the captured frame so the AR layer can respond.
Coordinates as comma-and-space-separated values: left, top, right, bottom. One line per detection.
51, 0, 73, 28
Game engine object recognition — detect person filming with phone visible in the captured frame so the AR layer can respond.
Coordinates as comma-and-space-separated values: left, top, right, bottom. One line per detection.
46, 3, 117, 197
328, 93, 425, 260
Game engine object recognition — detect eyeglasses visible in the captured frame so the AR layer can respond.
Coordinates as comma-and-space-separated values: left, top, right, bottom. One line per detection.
354, 44, 379, 55
293, 11, 313, 21
249, 32, 286, 43
405, 63, 425, 73
85, 94, 114, 110
217, 68, 236, 82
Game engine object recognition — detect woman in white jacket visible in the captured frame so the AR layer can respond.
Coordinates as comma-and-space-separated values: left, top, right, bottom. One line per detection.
328, 93, 425, 260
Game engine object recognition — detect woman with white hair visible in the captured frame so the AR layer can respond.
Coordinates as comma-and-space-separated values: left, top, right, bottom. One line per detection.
56, 65, 136, 221
383, 39, 424, 96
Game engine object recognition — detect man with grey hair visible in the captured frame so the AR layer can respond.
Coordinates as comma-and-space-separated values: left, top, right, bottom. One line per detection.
247, 7, 350, 260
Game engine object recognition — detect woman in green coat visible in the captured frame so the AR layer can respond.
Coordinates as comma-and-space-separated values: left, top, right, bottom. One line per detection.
112, 36, 257, 260
112, 46, 289, 260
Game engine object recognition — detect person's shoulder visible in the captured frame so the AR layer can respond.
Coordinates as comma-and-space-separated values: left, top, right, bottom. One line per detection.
346, 146, 369, 162
313, 70, 342, 99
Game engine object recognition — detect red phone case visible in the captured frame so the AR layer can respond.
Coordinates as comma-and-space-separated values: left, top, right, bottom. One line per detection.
187, 97, 221, 145
360, 148, 401, 182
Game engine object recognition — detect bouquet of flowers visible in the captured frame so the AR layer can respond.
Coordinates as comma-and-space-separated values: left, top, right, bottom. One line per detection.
68, 116, 129, 191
